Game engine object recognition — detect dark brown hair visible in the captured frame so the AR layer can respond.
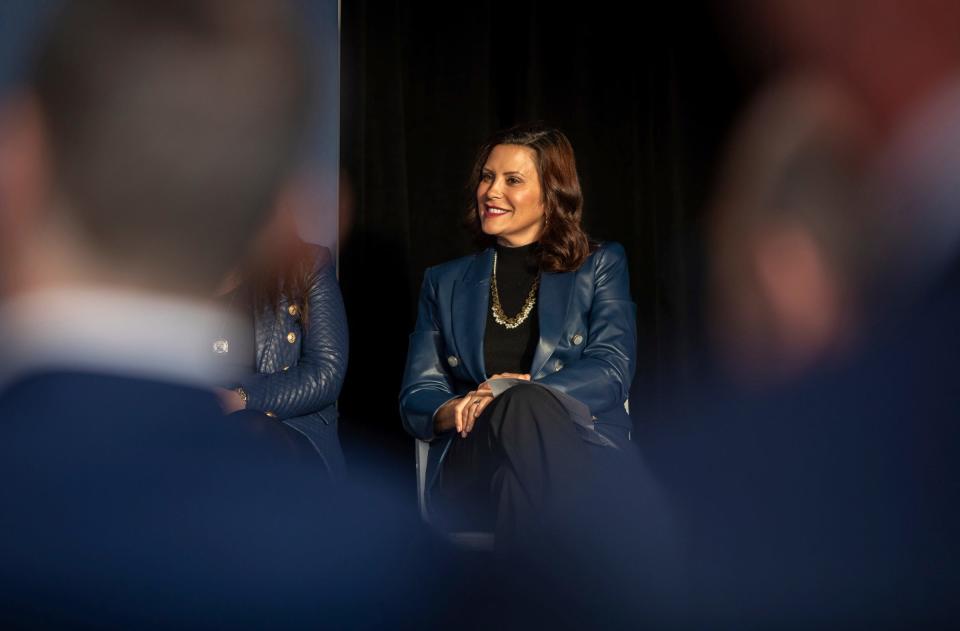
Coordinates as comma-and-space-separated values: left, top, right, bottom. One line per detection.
465, 122, 594, 273
243, 209, 323, 328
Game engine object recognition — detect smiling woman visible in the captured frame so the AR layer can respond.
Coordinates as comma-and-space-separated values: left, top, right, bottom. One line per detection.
400, 122, 638, 548
465, 124, 593, 272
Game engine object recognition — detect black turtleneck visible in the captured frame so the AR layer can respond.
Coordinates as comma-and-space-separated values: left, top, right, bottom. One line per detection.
483, 242, 540, 377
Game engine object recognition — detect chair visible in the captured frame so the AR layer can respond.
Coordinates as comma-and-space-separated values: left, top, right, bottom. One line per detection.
415, 439, 495, 551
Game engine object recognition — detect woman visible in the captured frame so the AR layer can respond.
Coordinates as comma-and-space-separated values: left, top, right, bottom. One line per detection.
215, 209, 349, 479
399, 123, 637, 543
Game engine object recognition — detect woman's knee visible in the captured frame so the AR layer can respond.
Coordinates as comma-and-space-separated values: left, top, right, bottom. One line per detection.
495, 382, 554, 408
488, 383, 565, 437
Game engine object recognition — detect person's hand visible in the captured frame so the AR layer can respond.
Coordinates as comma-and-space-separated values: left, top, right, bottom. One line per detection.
466, 373, 531, 431
453, 389, 495, 437
433, 390, 495, 438
216, 387, 247, 414
433, 374, 531, 438
478, 372, 531, 391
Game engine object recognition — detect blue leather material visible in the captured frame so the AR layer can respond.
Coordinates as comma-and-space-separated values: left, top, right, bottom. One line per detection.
400, 241, 637, 495
240, 245, 348, 479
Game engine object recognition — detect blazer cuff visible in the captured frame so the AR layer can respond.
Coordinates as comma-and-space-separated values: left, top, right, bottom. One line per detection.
402, 389, 457, 441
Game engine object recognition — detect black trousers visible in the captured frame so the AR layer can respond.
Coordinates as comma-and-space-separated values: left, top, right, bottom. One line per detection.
433, 383, 630, 547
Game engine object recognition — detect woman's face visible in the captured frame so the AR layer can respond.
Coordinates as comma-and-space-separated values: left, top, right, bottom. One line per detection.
476, 144, 545, 246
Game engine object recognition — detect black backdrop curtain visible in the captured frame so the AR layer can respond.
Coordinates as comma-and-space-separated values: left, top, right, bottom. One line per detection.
337, 0, 751, 469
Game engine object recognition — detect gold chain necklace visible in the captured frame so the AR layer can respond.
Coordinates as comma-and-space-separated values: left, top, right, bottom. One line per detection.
490, 250, 540, 329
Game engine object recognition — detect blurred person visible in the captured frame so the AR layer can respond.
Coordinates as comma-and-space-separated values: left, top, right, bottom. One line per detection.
215, 206, 349, 480
709, 76, 876, 385
399, 123, 639, 547
742, 0, 960, 299
0, 1, 446, 626
631, 0, 960, 625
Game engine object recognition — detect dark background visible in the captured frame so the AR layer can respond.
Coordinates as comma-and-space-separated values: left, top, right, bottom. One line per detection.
337, 0, 759, 476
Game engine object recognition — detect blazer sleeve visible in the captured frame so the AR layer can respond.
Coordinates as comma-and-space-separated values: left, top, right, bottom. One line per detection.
534, 242, 637, 415
399, 268, 457, 441
240, 255, 349, 419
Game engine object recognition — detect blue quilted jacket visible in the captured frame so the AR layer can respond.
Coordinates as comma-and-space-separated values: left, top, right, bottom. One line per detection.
240, 245, 348, 478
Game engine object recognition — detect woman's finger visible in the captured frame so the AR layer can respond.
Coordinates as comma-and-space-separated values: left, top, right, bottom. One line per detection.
454, 395, 471, 433
457, 391, 479, 436
480, 373, 530, 391
464, 392, 496, 435
463, 401, 478, 435
472, 391, 493, 418
489, 372, 531, 381
461, 391, 493, 436
473, 395, 494, 418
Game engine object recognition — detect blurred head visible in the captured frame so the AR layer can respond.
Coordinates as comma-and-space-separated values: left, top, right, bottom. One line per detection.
237, 205, 322, 326
738, 0, 960, 136
710, 77, 877, 385
466, 123, 592, 272
0, 0, 314, 295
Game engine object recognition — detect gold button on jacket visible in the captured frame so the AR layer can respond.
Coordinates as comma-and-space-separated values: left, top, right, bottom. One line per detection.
287, 304, 299, 316
287, 332, 297, 344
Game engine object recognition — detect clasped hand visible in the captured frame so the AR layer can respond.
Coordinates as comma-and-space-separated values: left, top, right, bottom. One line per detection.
434, 373, 531, 438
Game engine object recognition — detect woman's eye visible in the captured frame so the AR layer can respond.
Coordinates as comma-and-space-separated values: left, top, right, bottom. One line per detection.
507, 177, 521, 185
481, 173, 493, 182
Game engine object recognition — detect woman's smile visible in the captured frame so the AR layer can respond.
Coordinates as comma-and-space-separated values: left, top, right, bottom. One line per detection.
483, 204, 512, 219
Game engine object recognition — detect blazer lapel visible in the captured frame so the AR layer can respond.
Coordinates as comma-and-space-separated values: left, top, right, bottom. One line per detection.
530, 270, 575, 378
451, 249, 493, 383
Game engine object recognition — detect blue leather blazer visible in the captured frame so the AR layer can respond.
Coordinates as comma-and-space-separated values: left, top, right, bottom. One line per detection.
400, 241, 637, 492
240, 245, 348, 478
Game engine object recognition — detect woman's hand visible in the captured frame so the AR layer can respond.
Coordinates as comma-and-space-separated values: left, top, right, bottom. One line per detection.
434, 391, 493, 438
434, 373, 531, 438
466, 373, 532, 436
454, 390, 494, 438
216, 388, 247, 414
478, 372, 531, 392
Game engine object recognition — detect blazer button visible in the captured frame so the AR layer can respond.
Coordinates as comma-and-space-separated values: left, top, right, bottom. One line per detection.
554, 360, 563, 372
265, 411, 277, 418
287, 304, 299, 317
447, 355, 459, 368
286, 332, 297, 344
571, 334, 584, 346
282, 365, 290, 372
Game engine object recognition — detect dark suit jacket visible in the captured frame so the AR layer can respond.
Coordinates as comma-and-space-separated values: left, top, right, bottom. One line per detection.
0, 370, 446, 627
636, 257, 960, 626
399, 242, 637, 495
241, 245, 349, 478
